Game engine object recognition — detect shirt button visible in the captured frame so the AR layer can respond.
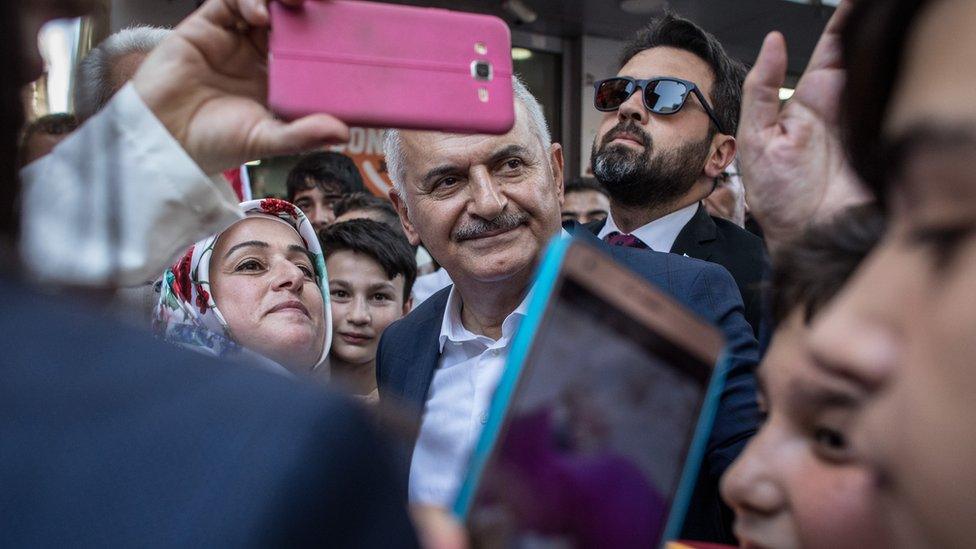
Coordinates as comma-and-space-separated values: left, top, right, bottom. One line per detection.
480, 411, 489, 425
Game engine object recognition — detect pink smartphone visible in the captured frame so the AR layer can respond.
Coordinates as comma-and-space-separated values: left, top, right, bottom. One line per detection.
269, 0, 515, 135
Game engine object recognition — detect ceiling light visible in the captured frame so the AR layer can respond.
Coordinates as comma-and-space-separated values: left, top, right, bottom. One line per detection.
511, 47, 533, 61
619, 0, 666, 14
779, 87, 795, 100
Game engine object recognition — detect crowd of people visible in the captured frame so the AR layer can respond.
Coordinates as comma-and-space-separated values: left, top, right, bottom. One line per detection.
2, 0, 974, 547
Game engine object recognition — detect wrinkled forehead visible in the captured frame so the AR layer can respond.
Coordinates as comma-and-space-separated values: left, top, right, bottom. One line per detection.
618, 47, 716, 98
885, 0, 976, 139
399, 101, 541, 181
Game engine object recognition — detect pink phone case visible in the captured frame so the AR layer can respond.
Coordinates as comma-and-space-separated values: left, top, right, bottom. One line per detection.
269, 0, 515, 135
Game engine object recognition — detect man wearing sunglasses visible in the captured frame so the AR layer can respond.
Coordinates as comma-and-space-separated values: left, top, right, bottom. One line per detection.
588, 14, 769, 342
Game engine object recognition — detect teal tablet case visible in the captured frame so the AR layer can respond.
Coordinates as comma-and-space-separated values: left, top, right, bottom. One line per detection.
452, 235, 730, 548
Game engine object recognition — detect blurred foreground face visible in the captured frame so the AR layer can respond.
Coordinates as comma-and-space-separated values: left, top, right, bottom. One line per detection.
210, 217, 325, 371
394, 103, 563, 285
561, 189, 610, 224
809, 1, 976, 546
721, 311, 888, 549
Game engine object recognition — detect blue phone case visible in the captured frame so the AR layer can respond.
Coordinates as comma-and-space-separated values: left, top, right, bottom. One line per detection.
453, 235, 729, 548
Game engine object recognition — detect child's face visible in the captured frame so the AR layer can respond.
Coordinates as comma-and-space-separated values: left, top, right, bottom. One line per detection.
720, 310, 889, 549
327, 250, 409, 367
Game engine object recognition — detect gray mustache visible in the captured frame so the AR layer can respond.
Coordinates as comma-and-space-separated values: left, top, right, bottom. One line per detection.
453, 211, 529, 241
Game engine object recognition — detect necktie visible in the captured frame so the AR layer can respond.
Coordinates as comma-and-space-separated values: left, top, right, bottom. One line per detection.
604, 231, 649, 249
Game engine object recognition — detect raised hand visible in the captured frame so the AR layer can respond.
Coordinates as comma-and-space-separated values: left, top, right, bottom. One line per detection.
132, 0, 349, 174
736, 0, 869, 248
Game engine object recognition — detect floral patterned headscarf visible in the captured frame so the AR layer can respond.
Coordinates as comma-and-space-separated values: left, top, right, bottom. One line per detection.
153, 198, 332, 374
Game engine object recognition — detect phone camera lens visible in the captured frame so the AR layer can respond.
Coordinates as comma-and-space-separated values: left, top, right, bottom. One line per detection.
471, 60, 493, 81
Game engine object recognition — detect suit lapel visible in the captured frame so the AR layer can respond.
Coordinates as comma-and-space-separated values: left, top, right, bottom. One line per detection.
401, 290, 449, 411
671, 203, 717, 260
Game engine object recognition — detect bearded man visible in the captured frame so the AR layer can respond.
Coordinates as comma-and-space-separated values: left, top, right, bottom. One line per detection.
589, 14, 769, 338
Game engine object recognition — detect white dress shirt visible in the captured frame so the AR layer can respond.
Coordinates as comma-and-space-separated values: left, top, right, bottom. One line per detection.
597, 201, 699, 252
408, 282, 532, 506
20, 83, 243, 287
408, 230, 570, 506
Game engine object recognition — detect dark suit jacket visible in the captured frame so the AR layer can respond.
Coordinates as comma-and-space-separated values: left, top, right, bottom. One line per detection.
0, 278, 417, 548
588, 203, 770, 339
376, 226, 761, 543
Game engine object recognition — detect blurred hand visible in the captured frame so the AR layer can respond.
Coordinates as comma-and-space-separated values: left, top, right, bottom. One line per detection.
736, 0, 868, 248
410, 505, 468, 549
132, 0, 349, 174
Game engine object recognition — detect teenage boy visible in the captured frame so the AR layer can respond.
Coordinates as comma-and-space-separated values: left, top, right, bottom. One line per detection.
287, 151, 365, 232
320, 219, 416, 399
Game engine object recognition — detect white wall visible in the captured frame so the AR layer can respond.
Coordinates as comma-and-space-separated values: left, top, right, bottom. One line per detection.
578, 35, 625, 176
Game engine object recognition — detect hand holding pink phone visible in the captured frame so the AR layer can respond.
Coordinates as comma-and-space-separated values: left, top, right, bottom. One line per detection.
269, 0, 515, 135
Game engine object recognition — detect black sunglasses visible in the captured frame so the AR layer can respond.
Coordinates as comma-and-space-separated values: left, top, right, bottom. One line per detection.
593, 76, 727, 135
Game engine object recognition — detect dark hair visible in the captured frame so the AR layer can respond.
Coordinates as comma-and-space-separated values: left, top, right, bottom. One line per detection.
771, 204, 886, 326
320, 219, 417, 302
332, 192, 400, 229
840, 0, 933, 205
285, 151, 365, 203
619, 13, 746, 136
564, 176, 608, 197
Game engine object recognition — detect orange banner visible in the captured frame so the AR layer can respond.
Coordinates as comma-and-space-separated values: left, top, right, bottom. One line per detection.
327, 127, 392, 199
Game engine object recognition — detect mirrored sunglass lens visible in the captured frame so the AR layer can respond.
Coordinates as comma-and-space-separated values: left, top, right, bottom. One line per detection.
596, 79, 632, 109
646, 80, 689, 114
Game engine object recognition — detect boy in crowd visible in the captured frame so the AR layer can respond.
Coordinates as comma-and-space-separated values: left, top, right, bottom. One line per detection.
721, 205, 889, 548
286, 151, 365, 232
320, 219, 416, 400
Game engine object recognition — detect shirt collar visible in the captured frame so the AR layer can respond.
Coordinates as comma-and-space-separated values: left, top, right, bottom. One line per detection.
438, 282, 534, 352
436, 230, 567, 351
597, 201, 700, 252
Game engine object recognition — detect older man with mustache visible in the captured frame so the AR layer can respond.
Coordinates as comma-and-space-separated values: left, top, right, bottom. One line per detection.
377, 77, 761, 542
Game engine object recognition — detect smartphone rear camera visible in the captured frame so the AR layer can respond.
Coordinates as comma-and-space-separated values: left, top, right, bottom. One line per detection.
471, 60, 493, 81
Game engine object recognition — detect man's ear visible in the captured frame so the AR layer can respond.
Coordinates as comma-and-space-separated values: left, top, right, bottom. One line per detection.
549, 142, 565, 206
704, 134, 736, 179
402, 296, 414, 315
389, 189, 423, 247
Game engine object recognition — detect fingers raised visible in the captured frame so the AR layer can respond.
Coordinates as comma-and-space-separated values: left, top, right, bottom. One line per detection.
740, 31, 788, 137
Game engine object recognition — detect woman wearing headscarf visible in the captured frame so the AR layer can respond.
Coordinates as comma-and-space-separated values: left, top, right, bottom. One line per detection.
154, 198, 331, 377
